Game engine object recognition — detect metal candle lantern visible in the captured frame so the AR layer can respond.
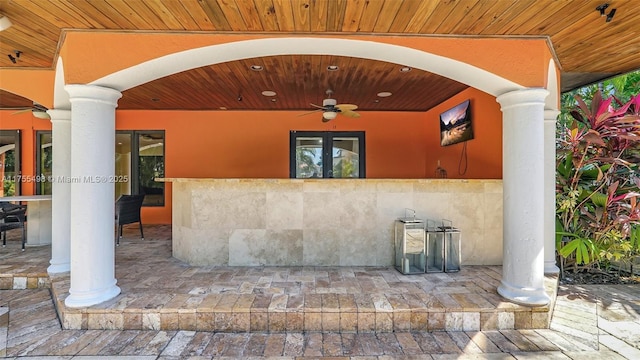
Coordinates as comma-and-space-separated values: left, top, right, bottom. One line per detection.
394, 210, 426, 275
426, 219, 461, 273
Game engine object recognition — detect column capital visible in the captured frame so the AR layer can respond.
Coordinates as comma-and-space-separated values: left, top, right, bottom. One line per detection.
65, 84, 122, 107
47, 109, 71, 122
496, 88, 549, 110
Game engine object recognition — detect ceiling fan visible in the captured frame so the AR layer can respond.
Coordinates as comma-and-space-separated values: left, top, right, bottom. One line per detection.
298, 89, 360, 122
5, 102, 50, 119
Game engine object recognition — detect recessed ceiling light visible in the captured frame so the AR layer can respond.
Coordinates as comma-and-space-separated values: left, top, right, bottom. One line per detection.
219, 106, 227, 110
399, 66, 412, 72
261, 90, 277, 96
377, 91, 392, 97
0, 15, 13, 31
250, 65, 263, 71
271, 98, 277, 102
373, 99, 380, 103
327, 65, 339, 71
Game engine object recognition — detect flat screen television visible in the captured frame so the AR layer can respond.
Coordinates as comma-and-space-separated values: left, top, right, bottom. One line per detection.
439, 99, 473, 146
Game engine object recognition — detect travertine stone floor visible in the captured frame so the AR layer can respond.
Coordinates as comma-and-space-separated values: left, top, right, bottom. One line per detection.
1, 225, 640, 358
5, 225, 556, 333
2, 225, 555, 332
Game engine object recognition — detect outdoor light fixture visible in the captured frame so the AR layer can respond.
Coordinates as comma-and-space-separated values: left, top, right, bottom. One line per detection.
8, 50, 20, 63
596, 3, 609, 16
606, 8, 616, 22
0, 15, 11, 31
596, 3, 616, 22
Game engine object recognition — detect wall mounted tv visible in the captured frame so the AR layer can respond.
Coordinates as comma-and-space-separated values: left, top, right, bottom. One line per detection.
439, 99, 474, 147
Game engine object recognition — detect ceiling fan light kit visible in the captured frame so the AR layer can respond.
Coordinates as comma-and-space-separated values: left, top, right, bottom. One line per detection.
322, 111, 338, 121
32, 110, 50, 119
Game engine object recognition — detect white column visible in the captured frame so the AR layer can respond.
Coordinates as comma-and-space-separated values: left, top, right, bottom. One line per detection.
544, 110, 560, 274
47, 109, 71, 274
496, 88, 550, 306
64, 84, 122, 308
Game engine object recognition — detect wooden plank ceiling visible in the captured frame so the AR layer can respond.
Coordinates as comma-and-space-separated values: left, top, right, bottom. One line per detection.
1, 0, 639, 111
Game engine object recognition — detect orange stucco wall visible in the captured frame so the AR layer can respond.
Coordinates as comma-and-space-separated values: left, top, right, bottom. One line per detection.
57, 32, 551, 88
1, 87, 503, 224
423, 88, 502, 179
0, 69, 55, 108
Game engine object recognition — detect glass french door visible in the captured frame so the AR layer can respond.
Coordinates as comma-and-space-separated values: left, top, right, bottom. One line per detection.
36, 131, 52, 195
290, 131, 365, 178
0, 130, 20, 196
116, 131, 165, 206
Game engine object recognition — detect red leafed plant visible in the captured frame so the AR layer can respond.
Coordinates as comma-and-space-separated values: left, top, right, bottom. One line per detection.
556, 91, 640, 272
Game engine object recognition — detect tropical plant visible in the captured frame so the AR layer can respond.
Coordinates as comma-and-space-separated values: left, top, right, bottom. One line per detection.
559, 70, 640, 129
295, 147, 321, 178
556, 91, 640, 272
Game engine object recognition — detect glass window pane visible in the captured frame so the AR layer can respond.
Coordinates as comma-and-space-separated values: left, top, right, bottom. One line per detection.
0, 130, 20, 197
332, 137, 359, 178
115, 133, 132, 200
138, 132, 164, 206
37, 132, 53, 195
295, 137, 323, 178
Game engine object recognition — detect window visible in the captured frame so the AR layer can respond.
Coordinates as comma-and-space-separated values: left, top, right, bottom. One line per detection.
0, 130, 21, 196
290, 131, 365, 178
116, 131, 165, 206
36, 131, 52, 195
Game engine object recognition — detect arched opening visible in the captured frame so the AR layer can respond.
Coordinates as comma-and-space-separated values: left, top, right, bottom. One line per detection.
88, 37, 524, 99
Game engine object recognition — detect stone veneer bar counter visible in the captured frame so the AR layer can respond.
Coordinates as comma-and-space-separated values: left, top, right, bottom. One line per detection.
159, 178, 503, 267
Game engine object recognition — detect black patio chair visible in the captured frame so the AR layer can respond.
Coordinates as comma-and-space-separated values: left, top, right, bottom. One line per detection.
1, 203, 27, 251
115, 194, 145, 246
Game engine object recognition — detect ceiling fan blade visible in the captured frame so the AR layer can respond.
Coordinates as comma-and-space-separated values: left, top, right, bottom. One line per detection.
340, 110, 361, 118
9, 107, 50, 119
310, 103, 328, 110
297, 109, 323, 117
2, 106, 30, 110
335, 104, 358, 111
10, 108, 32, 115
